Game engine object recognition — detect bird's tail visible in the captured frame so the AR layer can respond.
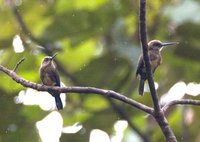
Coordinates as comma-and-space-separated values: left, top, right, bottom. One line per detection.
54, 94, 63, 110
139, 79, 145, 96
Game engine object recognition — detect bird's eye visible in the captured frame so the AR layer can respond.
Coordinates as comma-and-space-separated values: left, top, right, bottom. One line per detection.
154, 43, 162, 47
43, 58, 50, 62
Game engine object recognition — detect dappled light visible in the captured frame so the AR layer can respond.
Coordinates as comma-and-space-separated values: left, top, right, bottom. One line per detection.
111, 120, 128, 142
144, 81, 159, 93
160, 82, 186, 106
89, 120, 129, 142
62, 122, 83, 134
12, 35, 24, 53
186, 82, 200, 96
36, 111, 63, 142
1, 0, 200, 141
14, 88, 66, 111
36, 111, 83, 142
161, 82, 200, 106
89, 129, 110, 142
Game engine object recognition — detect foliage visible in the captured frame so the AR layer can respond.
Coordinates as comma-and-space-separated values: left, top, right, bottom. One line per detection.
0, 0, 200, 142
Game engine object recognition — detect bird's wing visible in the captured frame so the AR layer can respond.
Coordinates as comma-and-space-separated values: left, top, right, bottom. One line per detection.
136, 55, 144, 77
51, 69, 61, 87
40, 67, 45, 84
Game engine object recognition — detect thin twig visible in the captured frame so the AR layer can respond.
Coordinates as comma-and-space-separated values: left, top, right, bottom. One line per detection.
162, 99, 200, 112
139, 0, 160, 112
139, 0, 177, 141
13, 58, 25, 72
0, 64, 154, 115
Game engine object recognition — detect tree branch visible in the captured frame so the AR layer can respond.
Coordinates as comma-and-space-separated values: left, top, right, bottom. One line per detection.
0, 64, 153, 115
139, 0, 160, 112
139, 0, 177, 141
13, 58, 25, 72
162, 99, 200, 112
12, 5, 149, 141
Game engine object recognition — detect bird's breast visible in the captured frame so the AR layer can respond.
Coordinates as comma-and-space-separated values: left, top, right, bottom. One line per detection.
149, 52, 162, 72
42, 72, 56, 86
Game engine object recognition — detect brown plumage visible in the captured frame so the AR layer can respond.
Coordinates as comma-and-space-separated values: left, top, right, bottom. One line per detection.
136, 40, 178, 96
40, 54, 63, 110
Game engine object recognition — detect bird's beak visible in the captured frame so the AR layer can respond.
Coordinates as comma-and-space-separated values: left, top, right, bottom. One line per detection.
51, 53, 58, 60
162, 42, 179, 47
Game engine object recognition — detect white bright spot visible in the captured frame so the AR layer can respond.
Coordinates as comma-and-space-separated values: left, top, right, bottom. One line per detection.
111, 120, 128, 142
144, 82, 159, 93
36, 111, 63, 142
114, 120, 128, 133
186, 82, 200, 96
160, 81, 187, 106
14, 90, 26, 104
62, 122, 83, 134
14, 88, 66, 111
12, 35, 24, 53
124, 130, 142, 142
89, 129, 110, 142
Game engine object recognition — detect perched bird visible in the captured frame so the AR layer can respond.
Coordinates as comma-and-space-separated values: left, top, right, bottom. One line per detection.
40, 54, 63, 110
136, 40, 178, 96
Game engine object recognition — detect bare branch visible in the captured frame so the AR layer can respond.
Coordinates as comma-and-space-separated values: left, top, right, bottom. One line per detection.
139, 0, 160, 112
162, 99, 200, 112
139, 0, 177, 141
13, 58, 25, 72
0, 64, 153, 115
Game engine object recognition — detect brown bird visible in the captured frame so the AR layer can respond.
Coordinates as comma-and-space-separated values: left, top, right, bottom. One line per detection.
136, 40, 178, 96
40, 53, 63, 110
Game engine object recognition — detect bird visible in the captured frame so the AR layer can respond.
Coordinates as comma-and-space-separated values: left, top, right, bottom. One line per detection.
136, 40, 178, 96
40, 53, 63, 110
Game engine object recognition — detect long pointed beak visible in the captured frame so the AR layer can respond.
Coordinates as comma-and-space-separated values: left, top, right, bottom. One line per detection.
162, 42, 179, 47
51, 53, 58, 60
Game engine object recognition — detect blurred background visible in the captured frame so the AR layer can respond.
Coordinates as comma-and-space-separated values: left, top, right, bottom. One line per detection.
0, 0, 200, 142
